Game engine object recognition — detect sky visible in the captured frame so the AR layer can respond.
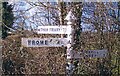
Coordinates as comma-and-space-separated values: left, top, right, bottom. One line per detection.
10, 0, 54, 30
8, 0, 119, 31
8, 0, 120, 3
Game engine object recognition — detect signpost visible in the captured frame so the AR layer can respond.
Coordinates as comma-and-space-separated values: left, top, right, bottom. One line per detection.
21, 9, 109, 75
36, 25, 71, 34
21, 38, 69, 47
20, 8, 109, 75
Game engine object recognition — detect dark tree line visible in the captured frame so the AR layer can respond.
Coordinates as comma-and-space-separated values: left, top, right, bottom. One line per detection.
2, 2, 14, 39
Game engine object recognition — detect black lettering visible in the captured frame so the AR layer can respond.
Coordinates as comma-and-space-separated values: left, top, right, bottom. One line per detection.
57, 28, 60, 31
45, 40, 48, 45
28, 40, 31, 45
50, 28, 60, 31
95, 55, 97, 57
103, 54, 105, 57
40, 40, 44, 45
92, 54, 93, 57
63, 28, 66, 31
57, 41, 60, 44
40, 28, 48, 31
89, 51, 90, 53
36, 41, 39, 45
32, 40, 35, 45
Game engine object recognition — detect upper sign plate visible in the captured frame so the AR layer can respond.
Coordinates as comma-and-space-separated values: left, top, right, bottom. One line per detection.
35, 25, 71, 34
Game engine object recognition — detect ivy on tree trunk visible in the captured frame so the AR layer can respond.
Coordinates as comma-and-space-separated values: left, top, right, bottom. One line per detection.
2, 2, 14, 39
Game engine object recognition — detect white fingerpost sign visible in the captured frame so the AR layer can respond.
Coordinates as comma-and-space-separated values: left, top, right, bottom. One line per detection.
21, 38, 69, 47
36, 25, 71, 34
71, 50, 108, 59
84, 50, 108, 58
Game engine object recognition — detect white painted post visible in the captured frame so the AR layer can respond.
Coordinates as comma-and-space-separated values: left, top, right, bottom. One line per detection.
65, 10, 76, 74
65, 10, 76, 59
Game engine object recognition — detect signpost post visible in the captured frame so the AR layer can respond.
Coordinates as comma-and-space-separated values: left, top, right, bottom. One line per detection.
65, 10, 76, 74
65, 10, 76, 59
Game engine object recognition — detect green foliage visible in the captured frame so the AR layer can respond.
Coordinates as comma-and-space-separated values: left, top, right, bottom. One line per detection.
2, 2, 14, 39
